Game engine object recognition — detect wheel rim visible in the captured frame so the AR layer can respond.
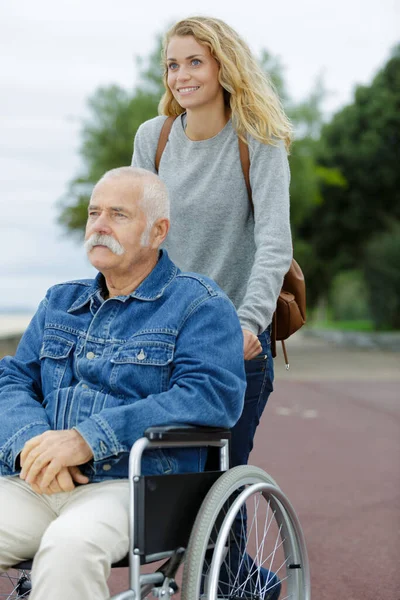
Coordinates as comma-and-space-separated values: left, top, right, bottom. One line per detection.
204, 483, 305, 599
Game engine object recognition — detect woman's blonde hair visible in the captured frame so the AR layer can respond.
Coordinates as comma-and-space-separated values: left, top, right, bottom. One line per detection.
159, 16, 292, 150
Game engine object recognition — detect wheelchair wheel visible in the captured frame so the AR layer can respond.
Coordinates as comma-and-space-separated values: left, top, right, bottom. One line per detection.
181, 465, 310, 599
0, 569, 31, 598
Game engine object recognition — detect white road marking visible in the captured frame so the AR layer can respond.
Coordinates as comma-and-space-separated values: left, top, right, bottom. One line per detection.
275, 406, 318, 418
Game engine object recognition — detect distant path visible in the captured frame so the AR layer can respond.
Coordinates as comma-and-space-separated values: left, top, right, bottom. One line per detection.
263, 334, 400, 599
0, 314, 32, 338
0, 314, 33, 357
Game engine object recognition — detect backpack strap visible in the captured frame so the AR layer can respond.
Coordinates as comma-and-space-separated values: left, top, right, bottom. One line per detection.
238, 137, 253, 211
155, 116, 177, 172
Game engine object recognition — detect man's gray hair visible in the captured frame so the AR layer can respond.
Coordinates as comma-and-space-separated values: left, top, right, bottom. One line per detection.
97, 166, 170, 245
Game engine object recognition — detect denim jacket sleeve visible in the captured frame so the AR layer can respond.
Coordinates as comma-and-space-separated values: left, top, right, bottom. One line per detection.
75, 294, 246, 462
0, 298, 51, 474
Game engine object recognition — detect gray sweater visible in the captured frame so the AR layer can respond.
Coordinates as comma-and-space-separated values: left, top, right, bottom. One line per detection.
132, 114, 292, 335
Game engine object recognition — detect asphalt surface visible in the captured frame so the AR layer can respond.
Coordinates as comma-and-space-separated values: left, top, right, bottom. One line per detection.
259, 335, 400, 600
1, 334, 399, 598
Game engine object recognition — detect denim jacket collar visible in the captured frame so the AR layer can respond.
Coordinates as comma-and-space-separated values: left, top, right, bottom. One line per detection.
68, 250, 178, 313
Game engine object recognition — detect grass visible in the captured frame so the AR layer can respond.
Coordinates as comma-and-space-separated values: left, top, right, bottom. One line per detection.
308, 319, 375, 332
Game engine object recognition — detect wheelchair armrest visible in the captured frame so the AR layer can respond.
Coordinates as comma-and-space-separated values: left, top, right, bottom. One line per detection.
144, 425, 230, 443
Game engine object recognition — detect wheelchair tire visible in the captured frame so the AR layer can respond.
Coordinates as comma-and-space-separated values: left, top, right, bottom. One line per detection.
0, 569, 31, 598
181, 465, 310, 599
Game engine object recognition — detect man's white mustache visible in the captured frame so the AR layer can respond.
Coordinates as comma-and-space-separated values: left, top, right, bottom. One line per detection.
84, 234, 125, 256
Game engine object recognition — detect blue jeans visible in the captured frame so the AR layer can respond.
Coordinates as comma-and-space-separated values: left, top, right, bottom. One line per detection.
230, 328, 274, 469
218, 328, 281, 599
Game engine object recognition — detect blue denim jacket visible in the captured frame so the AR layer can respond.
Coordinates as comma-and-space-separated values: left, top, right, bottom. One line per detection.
0, 251, 246, 481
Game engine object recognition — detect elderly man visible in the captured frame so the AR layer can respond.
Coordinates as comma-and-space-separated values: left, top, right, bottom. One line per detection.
0, 166, 246, 599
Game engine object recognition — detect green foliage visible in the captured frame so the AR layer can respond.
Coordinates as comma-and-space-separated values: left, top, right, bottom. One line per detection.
58, 86, 159, 237
285, 77, 347, 306
289, 75, 326, 139
363, 221, 400, 330
288, 140, 346, 231
58, 192, 92, 236
296, 44, 400, 318
258, 50, 288, 101
83, 87, 157, 178
301, 45, 400, 266
329, 270, 371, 321
58, 39, 164, 236
309, 319, 374, 332
135, 34, 165, 97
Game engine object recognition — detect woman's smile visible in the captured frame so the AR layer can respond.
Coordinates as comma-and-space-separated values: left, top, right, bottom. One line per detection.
177, 86, 200, 95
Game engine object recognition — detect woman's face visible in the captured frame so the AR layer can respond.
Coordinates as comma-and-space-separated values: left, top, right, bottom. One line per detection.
166, 35, 224, 112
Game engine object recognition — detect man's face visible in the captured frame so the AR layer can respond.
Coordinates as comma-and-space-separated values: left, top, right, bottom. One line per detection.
84, 176, 152, 275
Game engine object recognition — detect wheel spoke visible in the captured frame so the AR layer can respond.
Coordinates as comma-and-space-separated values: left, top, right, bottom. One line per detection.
0, 569, 31, 598
181, 466, 310, 600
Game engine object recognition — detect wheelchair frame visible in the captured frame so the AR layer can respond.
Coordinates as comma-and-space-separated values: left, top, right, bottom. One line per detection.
112, 425, 231, 599
2, 425, 311, 599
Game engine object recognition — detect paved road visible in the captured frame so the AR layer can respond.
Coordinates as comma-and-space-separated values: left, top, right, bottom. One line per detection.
255, 335, 400, 600
1, 334, 399, 598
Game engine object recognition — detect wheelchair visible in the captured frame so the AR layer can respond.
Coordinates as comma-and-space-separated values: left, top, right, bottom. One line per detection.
0, 425, 311, 599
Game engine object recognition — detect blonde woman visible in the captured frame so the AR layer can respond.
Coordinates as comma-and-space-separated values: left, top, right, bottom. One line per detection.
132, 16, 292, 598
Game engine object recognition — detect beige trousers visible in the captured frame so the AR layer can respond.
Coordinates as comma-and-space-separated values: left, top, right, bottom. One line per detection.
0, 476, 130, 600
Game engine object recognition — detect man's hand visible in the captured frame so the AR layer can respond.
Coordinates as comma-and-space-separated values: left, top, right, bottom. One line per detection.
242, 328, 262, 360
20, 430, 93, 489
30, 466, 90, 495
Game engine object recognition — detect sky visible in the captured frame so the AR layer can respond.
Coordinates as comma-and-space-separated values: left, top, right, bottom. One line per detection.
1, 0, 399, 313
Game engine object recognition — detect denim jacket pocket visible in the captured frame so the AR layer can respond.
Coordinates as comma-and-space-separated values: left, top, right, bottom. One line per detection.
111, 341, 174, 366
39, 335, 75, 390
110, 341, 174, 397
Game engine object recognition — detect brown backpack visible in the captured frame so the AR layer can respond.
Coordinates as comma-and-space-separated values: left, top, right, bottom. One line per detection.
155, 116, 306, 367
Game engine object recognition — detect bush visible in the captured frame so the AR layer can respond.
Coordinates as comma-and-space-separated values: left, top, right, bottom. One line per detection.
363, 222, 400, 330
329, 270, 371, 321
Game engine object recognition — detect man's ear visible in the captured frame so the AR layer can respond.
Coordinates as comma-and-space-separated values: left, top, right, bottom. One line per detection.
150, 218, 170, 249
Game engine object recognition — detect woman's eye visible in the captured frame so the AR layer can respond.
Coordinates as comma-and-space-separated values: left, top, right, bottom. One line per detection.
168, 62, 178, 70
191, 59, 201, 66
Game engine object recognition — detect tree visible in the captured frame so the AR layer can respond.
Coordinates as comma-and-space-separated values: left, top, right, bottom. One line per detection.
296, 44, 400, 324
257, 54, 343, 239
300, 45, 400, 276
364, 221, 400, 329
58, 40, 164, 235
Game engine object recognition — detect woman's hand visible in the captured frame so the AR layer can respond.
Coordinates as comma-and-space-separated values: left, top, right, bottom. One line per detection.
242, 329, 262, 360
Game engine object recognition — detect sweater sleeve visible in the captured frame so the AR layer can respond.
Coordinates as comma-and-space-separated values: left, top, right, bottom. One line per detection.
131, 116, 168, 172
237, 139, 293, 335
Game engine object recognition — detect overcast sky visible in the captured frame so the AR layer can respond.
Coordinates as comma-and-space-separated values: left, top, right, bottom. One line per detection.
1, 0, 399, 313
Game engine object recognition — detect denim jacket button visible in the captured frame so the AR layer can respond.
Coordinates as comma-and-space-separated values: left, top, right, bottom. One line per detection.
86, 351, 95, 360
136, 349, 146, 361
102, 464, 112, 471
